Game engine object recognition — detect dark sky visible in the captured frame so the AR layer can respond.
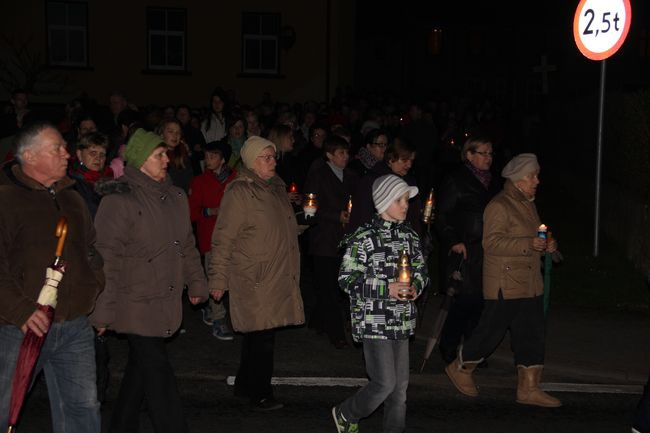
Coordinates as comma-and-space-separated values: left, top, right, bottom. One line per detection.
353, 0, 648, 95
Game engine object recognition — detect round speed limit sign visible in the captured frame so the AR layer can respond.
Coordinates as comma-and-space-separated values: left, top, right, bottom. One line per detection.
573, 0, 632, 60
574, 0, 631, 60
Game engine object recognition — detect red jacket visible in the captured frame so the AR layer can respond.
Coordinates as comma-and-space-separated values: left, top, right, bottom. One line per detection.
188, 168, 237, 253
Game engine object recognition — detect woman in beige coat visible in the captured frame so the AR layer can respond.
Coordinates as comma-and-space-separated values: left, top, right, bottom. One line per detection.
208, 136, 304, 411
445, 153, 562, 408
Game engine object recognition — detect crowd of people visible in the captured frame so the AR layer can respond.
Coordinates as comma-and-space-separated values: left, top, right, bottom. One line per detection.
0, 85, 647, 433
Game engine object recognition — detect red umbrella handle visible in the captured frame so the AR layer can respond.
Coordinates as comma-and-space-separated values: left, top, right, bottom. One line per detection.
55, 217, 68, 258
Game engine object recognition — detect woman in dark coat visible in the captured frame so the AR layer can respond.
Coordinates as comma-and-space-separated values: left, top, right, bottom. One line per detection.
91, 129, 208, 433
434, 136, 501, 364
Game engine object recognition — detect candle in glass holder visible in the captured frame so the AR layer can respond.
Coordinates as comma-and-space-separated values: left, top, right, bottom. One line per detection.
422, 188, 435, 224
303, 193, 318, 218
397, 249, 414, 300
537, 224, 548, 239
289, 182, 298, 193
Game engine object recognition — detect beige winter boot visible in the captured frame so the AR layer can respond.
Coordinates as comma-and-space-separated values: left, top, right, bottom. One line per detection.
516, 365, 562, 408
445, 357, 479, 397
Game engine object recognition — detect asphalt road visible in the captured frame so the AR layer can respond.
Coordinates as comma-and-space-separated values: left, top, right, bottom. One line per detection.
13, 300, 642, 433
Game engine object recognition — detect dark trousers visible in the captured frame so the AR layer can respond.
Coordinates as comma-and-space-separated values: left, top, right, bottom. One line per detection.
461, 294, 545, 366
95, 335, 111, 403
110, 335, 188, 433
311, 255, 346, 343
235, 329, 275, 403
438, 294, 484, 363
634, 372, 650, 432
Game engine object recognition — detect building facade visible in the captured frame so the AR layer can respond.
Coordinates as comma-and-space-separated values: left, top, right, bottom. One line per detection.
0, 0, 356, 107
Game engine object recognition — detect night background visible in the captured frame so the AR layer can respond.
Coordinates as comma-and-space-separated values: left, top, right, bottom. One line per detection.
1, 1, 650, 432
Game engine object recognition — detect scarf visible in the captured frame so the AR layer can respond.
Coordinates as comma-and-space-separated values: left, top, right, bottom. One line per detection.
357, 147, 379, 170
68, 160, 113, 184
464, 160, 492, 189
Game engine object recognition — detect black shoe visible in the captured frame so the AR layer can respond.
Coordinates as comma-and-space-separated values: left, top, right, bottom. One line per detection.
251, 397, 284, 412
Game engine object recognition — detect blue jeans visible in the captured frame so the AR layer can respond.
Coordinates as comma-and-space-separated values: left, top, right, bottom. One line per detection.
339, 338, 410, 433
0, 316, 100, 433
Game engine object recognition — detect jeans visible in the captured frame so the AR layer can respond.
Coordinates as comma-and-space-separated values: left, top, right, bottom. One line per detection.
110, 334, 188, 433
339, 339, 410, 433
0, 316, 100, 433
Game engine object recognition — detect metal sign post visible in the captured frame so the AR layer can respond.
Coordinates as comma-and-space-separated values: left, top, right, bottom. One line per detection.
593, 60, 606, 256
573, 0, 631, 257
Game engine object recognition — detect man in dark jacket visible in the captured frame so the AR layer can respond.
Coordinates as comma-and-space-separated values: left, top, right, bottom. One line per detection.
0, 121, 104, 432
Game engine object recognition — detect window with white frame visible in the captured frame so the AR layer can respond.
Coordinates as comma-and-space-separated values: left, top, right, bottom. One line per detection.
147, 8, 186, 71
242, 13, 280, 74
46, 1, 88, 67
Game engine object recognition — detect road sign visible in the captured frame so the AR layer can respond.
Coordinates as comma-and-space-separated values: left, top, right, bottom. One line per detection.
573, 0, 631, 61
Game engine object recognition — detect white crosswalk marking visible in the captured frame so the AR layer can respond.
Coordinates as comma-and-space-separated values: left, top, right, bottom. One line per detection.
219, 376, 644, 394
226, 376, 369, 387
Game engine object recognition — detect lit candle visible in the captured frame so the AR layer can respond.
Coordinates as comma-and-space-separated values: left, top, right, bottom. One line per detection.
289, 182, 298, 193
537, 224, 548, 239
342, 195, 353, 228
422, 188, 435, 224
303, 193, 317, 218
397, 249, 413, 300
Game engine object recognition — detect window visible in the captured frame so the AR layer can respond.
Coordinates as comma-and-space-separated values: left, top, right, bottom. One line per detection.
147, 8, 186, 71
242, 13, 280, 75
46, 1, 88, 67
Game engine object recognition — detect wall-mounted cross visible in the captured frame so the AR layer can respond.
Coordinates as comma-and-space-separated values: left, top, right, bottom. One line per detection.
533, 55, 557, 95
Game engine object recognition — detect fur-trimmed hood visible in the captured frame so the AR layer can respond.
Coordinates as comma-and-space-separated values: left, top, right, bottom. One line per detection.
94, 176, 131, 196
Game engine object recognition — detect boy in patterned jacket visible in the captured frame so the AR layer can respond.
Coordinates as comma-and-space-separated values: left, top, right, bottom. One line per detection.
332, 174, 429, 433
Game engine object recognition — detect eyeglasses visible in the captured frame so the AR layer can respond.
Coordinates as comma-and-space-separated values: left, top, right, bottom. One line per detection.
257, 154, 276, 162
472, 150, 493, 157
86, 150, 107, 159
371, 142, 388, 148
